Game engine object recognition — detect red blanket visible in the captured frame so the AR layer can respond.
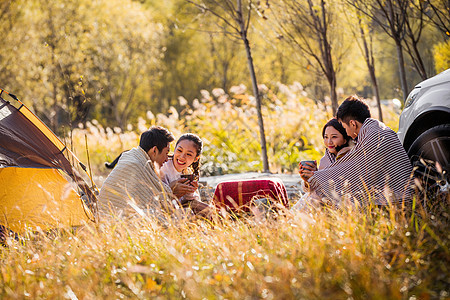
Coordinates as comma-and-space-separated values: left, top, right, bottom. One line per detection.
213, 178, 289, 212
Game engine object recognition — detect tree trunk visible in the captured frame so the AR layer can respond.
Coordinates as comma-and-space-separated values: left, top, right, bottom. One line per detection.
330, 75, 338, 114
394, 39, 408, 103
237, 0, 270, 173
324, 39, 338, 114
410, 38, 428, 80
385, 0, 408, 103
369, 65, 383, 121
404, 2, 428, 80
243, 41, 270, 173
358, 18, 383, 121
319, 0, 338, 114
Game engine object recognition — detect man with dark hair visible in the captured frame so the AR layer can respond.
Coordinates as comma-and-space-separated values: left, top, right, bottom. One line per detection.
336, 95, 371, 140
139, 127, 174, 159
305, 95, 414, 207
99, 126, 196, 219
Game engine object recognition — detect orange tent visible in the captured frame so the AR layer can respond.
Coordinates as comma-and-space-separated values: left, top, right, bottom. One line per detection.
0, 89, 97, 235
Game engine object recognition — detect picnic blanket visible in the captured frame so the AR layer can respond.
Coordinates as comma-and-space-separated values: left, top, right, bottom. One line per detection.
308, 118, 414, 207
213, 178, 289, 212
98, 146, 175, 219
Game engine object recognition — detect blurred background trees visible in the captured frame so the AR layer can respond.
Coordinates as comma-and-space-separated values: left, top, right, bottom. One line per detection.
0, 0, 448, 133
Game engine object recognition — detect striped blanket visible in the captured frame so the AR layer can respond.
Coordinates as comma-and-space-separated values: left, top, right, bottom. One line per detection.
319, 141, 355, 170
308, 118, 414, 207
98, 147, 176, 219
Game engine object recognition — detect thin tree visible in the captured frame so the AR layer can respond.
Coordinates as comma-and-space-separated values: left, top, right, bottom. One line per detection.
344, 4, 383, 121
187, 0, 270, 173
358, 17, 383, 121
272, 0, 346, 114
422, 0, 450, 38
349, 0, 410, 103
403, 0, 429, 80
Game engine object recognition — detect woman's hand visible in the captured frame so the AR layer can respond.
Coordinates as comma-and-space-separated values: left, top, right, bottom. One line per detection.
298, 161, 317, 182
188, 180, 199, 189
170, 178, 197, 199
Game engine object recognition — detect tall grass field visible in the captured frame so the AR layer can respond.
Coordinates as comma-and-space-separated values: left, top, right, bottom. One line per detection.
1, 201, 448, 299
1, 86, 448, 299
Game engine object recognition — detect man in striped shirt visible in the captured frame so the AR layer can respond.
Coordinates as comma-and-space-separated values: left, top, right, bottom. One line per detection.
306, 95, 414, 207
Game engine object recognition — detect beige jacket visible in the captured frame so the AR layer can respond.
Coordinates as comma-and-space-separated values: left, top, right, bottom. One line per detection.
98, 147, 176, 220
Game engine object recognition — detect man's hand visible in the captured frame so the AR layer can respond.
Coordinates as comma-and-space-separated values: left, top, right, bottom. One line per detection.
170, 178, 197, 199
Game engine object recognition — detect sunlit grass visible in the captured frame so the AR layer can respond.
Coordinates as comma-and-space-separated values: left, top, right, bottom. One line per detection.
2, 84, 439, 299
68, 84, 401, 177
1, 196, 448, 299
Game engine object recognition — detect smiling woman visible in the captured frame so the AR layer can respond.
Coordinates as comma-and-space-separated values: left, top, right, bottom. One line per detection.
323, 120, 349, 156
160, 134, 204, 202
172, 139, 201, 175
299, 118, 352, 184
159, 133, 212, 218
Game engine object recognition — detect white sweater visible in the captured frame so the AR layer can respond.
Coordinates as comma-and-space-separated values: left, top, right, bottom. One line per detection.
160, 160, 200, 201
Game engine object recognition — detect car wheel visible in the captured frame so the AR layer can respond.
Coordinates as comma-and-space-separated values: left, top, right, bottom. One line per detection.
407, 124, 450, 196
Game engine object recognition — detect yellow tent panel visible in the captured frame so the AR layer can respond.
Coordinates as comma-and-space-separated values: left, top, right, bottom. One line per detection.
0, 167, 92, 234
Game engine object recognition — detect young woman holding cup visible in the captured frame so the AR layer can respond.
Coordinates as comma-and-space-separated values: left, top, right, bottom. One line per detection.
299, 118, 352, 190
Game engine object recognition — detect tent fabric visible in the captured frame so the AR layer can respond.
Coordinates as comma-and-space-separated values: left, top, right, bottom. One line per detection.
0, 90, 97, 234
0, 92, 97, 212
0, 167, 92, 233
0, 95, 67, 169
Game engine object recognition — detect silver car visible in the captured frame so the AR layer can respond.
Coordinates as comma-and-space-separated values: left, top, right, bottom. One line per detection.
397, 68, 450, 191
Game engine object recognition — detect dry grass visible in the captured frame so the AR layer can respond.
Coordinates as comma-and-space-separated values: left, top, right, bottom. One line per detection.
2, 85, 446, 299
1, 196, 448, 299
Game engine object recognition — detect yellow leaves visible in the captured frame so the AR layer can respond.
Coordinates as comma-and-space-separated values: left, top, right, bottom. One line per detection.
1, 268, 11, 283
233, 93, 250, 103
145, 278, 162, 292
127, 264, 163, 292
209, 273, 231, 285
433, 39, 450, 73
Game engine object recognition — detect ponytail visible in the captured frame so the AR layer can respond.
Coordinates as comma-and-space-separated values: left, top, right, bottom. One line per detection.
105, 151, 125, 169
190, 159, 201, 180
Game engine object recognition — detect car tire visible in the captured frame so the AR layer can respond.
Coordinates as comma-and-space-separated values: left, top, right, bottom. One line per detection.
407, 124, 450, 194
